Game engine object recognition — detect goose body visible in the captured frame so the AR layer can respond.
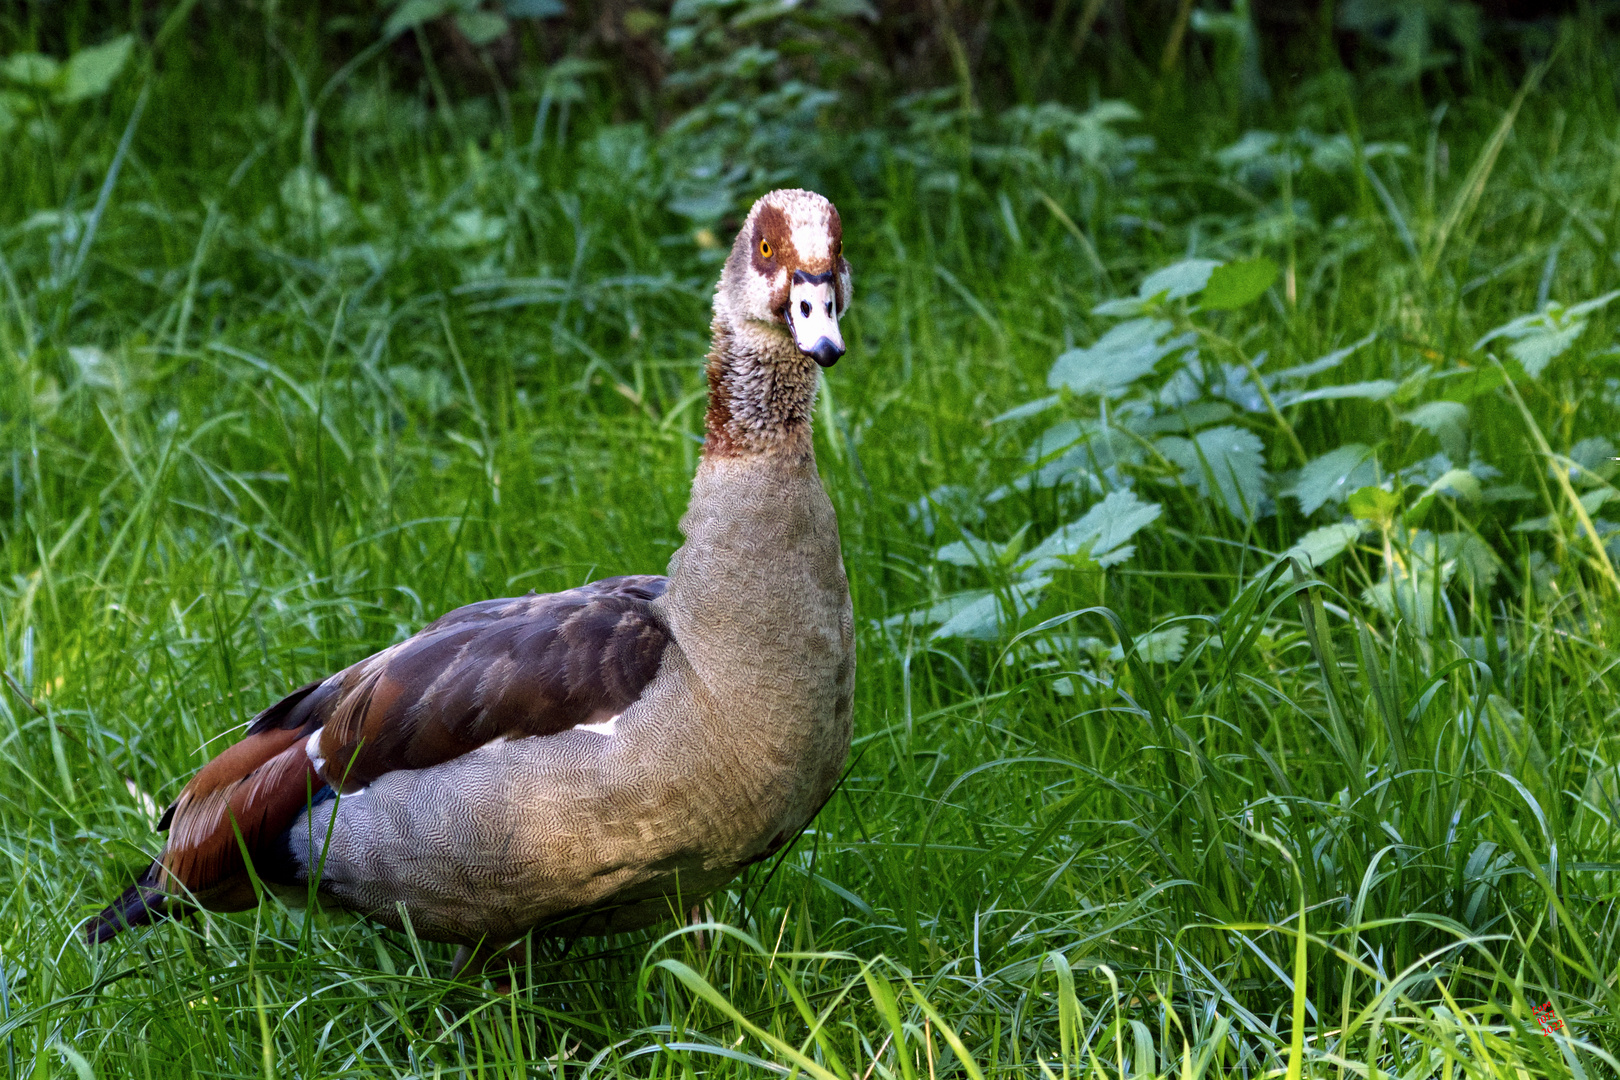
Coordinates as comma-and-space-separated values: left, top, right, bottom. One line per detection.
89, 189, 855, 952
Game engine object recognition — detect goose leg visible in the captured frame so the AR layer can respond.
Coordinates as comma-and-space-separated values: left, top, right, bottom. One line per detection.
451, 938, 522, 991
688, 903, 710, 957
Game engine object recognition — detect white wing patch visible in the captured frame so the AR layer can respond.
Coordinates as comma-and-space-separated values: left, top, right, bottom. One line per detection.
575, 714, 620, 737
305, 729, 325, 771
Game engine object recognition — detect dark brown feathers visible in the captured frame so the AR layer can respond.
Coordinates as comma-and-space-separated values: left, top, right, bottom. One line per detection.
89, 575, 671, 942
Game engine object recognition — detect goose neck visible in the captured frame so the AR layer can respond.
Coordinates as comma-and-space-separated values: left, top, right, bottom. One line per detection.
702, 318, 819, 461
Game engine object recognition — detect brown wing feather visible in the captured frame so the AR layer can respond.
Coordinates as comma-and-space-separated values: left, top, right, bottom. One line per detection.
320, 574, 671, 785
91, 575, 671, 941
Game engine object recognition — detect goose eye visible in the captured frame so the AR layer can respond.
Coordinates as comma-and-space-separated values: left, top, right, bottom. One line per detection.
759, 239, 772, 258
800, 299, 811, 317
825, 301, 833, 316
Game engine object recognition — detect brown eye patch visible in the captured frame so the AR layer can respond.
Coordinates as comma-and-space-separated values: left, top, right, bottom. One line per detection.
750, 203, 797, 279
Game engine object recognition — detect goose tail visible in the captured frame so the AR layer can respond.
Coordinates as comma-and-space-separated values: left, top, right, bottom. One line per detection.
86, 866, 170, 944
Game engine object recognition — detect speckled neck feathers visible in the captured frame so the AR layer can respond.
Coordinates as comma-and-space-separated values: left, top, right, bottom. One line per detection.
703, 316, 820, 459
702, 188, 852, 461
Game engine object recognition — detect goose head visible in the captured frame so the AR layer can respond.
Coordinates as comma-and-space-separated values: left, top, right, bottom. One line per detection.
717, 189, 852, 368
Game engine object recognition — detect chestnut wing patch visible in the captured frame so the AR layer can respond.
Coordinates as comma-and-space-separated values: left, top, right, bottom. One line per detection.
145, 575, 670, 905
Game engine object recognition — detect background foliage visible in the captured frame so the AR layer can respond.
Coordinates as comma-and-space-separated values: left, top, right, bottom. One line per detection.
2, 0, 1619, 1077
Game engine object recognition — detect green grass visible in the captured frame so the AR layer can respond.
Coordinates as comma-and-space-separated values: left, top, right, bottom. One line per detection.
4, 7, 1620, 1078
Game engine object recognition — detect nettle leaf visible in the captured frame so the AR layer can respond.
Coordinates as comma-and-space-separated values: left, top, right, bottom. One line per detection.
1408, 468, 1481, 521
1348, 486, 1400, 527
932, 579, 1047, 641
1401, 400, 1468, 435
455, 10, 511, 45
1285, 443, 1378, 516
935, 524, 1030, 568
1401, 399, 1468, 458
1021, 489, 1164, 571
1025, 419, 1086, 461
1201, 258, 1278, 310
386, 0, 457, 38
1157, 426, 1268, 520
1473, 290, 1620, 378
1, 53, 61, 87
998, 428, 1144, 498
1093, 259, 1220, 316
1274, 379, 1397, 406
1047, 318, 1193, 395
55, 35, 133, 104
1109, 624, 1189, 664
1449, 532, 1501, 590
1568, 436, 1618, 483
1139, 258, 1220, 302
1285, 522, 1364, 571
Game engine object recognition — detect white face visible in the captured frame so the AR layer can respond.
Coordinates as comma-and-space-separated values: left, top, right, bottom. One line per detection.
787, 275, 844, 368
724, 189, 852, 367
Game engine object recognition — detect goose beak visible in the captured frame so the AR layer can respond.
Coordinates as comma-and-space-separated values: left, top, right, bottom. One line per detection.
787, 273, 844, 368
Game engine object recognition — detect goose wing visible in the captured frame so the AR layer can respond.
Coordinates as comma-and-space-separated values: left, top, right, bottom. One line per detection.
89, 575, 671, 941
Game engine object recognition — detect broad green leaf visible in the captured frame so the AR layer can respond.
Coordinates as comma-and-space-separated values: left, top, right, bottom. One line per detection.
1091, 296, 1149, 317
1157, 425, 1268, 521
1472, 290, 1620, 378
1064, 100, 1142, 166
1274, 380, 1398, 406
1025, 420, 1085, 461
932, 580, 1046, 640
1092, 259, 1221, 316
1569, 435, 1617, 468
1348, 486, 1400, 526
1108, 624, 1188, 664
2, 53, 61, 87
1285, 443, 1377, 515
935, 524, 1030, 568
0, 90, 29, 135
433, 208, 506, 249
1447, 531, 1501, 590
1401, 399, 1469, 458
386, 0, 456, 38
1401, 400, 1468, 435
1201, 257, 1277, 310
931, 591, 1002, 640
1508, 321, 1585, 377
1138, 258, 1219, 302
1214, 130, 1280, 169
1408, 469, 1481, 520
883, 591, 981, 630
1047, 318, 1192, 395
55, 35, 133, 104
1022, 488, 1163, 570
1421, 468, 1481, 502
1440, 365, 1505, 401
1285, 522, 1364, 570
455, 10, 510, 44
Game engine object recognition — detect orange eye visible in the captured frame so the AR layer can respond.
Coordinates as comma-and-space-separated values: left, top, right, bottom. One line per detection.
759, 238, 772, 258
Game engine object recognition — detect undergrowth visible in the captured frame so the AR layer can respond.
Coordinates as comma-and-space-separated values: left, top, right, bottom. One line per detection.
2, 3, 1619, 1077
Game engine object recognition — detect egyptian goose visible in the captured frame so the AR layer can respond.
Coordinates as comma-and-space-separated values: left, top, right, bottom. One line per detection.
88, 189, 856, 968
